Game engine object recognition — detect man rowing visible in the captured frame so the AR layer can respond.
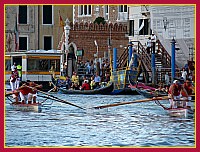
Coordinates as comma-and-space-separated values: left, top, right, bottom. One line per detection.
168, 80, 188, 109
18, 82, 32, 104
28, 82, 42, 104
16, 81, 42, 104
181, 78, 194, 108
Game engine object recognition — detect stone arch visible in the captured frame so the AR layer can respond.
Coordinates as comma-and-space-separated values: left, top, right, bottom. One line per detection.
67, 42, 78, 77
79, 22, 84, 30
74, 22, 79, 30
113, 23, 118, 31
89, 23, 94, 30
68, 42, 78, 57
118, 23, 123, 31
104, 23, 108, 30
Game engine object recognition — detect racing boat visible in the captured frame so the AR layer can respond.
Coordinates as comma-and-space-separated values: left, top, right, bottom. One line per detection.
166, 107, 194, 118
155, 100, 194, 118
10, 102, 42, 112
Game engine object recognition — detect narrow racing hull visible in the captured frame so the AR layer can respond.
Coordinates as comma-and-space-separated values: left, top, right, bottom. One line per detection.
166, 108, 194, 118
11, 103, 42, 112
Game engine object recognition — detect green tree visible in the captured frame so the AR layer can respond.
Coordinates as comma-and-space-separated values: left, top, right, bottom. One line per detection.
94, 17, 106, 25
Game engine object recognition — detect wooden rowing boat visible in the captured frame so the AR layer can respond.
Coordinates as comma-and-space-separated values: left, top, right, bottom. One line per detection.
59, 82, 114, 95
10, 102, 42, 112
155, 100, 194, 118
166, 108, 194, 118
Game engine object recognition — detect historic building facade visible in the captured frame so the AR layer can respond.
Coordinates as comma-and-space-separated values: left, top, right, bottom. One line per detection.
73, 5, 128, 25
5, 5, 73, 52
128, 5, 195, 67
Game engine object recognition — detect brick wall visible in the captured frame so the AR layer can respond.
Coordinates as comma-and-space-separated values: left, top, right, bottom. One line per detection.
69, 22, 129, 62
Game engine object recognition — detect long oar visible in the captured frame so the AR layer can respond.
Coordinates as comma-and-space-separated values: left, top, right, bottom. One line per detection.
36, 89, 85, 110
93, 96, 169, 109
5, 91, 14, 97
5, 91, 19, 97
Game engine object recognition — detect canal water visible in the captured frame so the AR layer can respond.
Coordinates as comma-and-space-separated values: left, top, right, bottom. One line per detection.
5, 93, 195, 147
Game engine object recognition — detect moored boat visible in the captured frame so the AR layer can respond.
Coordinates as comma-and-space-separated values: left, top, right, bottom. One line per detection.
135, 88, 168, 98
58, 82, 114, 95
10, 102, 42, 112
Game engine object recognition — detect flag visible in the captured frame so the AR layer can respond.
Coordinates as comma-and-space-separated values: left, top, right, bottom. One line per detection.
14, 16, 19, 51
59, 10, 64, 30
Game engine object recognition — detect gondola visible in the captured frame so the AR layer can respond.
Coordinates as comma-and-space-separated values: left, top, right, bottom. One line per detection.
58, 82, 114, 95
135, 88, 168, 98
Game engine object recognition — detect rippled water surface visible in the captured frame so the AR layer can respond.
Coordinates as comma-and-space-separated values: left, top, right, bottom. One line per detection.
5, 93, 195, 147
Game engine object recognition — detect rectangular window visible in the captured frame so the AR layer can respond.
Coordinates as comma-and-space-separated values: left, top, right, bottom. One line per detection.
78, 5, 91, 16
104, 5, 109, 20
84, 5, 87, 15
129, 20, 134, 36
19, 5, 27, 24
124, 5, 127, 12
5, 59, 11, 71
79, 5, 83, 15
43, 5, 52, 24
139, 19, 149, 35
88, 5, 91, 15
44, 36, 52, 50
19, 36, 28, 50
118, 5, 128, 20
119, 5, 127, 12
27, 59, 60, 72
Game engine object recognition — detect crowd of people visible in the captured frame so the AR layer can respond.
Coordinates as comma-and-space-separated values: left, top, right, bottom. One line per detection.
56, 71, 110, 91
55, 58, 111, 91
56, 72, 110, 90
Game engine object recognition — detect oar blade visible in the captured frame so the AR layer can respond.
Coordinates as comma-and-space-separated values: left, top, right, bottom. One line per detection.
93, 97, 169, 109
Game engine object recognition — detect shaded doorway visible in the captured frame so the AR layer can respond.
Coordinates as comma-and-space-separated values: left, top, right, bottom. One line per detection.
67, 45, 76, 77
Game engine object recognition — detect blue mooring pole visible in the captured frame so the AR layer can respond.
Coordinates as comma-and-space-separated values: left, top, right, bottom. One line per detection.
113, 48, 117, 71
171, 38, 176, 81
151, 53, 156, 86
133, 50, 138, 68
128, 42, 133, 65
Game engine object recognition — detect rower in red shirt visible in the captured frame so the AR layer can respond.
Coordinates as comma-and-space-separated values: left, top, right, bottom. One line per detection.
28, 81, 42, 104
181, 78, 194, 107
168, 80, 188, 108
18, 82, 32, 104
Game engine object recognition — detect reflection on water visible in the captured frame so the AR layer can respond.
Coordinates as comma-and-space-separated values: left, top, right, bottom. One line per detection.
5, 94, 195, 147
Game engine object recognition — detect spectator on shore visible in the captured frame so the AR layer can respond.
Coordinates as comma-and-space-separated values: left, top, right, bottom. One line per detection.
11, 62, 17, 74
151, 33, 156, 54
71, 72, 79, 85
65, 76, 72, 90
181, 68, 187, 81
146, 37, 151, 54
94, 72, 101, 88
164, 72, 170, 85
80, 80, 91, 90
90, 76, 96, 90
